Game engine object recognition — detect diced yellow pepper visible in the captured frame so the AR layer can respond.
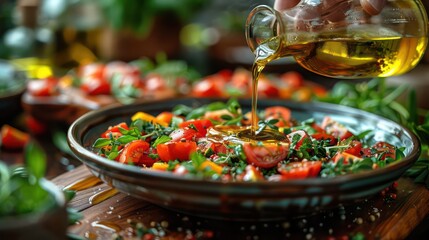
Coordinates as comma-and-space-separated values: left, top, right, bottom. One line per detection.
131, 112, 168, 127
151, 162, 169, 171
199, 160, 223, 175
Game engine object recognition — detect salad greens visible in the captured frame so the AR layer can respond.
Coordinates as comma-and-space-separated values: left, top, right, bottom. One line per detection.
316, 77, 429, 187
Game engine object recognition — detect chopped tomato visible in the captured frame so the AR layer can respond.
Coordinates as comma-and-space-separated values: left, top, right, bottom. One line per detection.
265, 106, 291, 127
27, 77, 58, 97
80, 75, 111, 95
372, 141, 397, 160
257, 78, 279, 98
157, 141, 197, 162
287, 130, 310, 150
1, 125, 30, 150
280, 71, 304, 88
25, 115, 47, 135
101, 122, 129, 138
333, 152, 363, 165
192, 76, 225, 98
230, 69, 251, 92
342, 140, 363, 157
321, 116, 354, 140
277, 161, 322, 179
145, 74, 168, 91
311, 132, 337, 146
243, 142, 289, 168
118, 140, 150, 164
179, 119, 213, 138
155, 112, 174, 126
169, 128, 199, 142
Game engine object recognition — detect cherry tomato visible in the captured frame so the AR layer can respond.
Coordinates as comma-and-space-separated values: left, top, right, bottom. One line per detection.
101, 122, 129, 139
343, 140, 363, 157
145, 74, 168, 91
243, 142, 289, 168
80, 75, 111, 95
321, 116, 354, 140
372, 141, 396, 160
118, 140, 150, 164
277, 161, 322, 179
280, 71, 304, 88
78, 63, 105, 79
311, 132, 337, 146
332, 152, 363, 165
179, 119, 213, 138
287, 130, 310, 150
169, 128, 198, 142
157, 141, 198, 162
1, 125, 30, 150
25, 115, 47, 135
27, 77, 58, 97
192, 77, 225, 98
265, 106, 291, 127
257, 78, 279, 98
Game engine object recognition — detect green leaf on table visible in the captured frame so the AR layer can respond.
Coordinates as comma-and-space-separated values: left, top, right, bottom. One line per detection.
52, 130, 73, 156
24, 141, 46, 180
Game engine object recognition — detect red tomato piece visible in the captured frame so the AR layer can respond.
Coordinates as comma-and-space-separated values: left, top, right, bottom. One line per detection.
343, 140, 363, 157
280, 71, 305, 88
27, 77, 58, 97
277, 161, 322, 179
101, 122, 129, 139
192, 77, 225, 98
179, 119, 213, 138
157, 141, 198, 162
1, 125, 30, 150
118, 140, 150, 164
169, 128, 198, 142
311, 132, 337, 146
265, 106, 291, 127
243, 142, 289, 169
287, 130, 310, 150
321, 116, 354, 140
80, 75, 111, 95
372, 141, 396, 160
257, 78, 280, 98
25, 115, 47, 135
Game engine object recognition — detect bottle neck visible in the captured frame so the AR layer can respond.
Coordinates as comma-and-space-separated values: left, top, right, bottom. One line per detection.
245, 5, 283, 57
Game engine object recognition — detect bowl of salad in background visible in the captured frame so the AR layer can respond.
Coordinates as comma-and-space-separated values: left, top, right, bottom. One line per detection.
0, 60, 27, 124
67, 97, 420, 221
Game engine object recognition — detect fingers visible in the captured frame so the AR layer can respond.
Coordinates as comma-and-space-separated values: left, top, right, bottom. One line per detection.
360, 0, 387, 15
274, 0, 301, 11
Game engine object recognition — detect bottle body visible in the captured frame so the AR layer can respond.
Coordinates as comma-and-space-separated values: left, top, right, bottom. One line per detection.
246, 0, 429, 79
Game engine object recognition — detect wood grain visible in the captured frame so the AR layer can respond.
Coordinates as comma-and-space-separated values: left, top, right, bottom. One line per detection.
53, 165, 429, 239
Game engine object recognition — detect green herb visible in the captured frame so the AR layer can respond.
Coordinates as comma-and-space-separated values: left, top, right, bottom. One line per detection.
318, 78, 429, 187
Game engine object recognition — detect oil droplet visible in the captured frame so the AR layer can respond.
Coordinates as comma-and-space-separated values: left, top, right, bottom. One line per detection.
89, 188, 119, 205
64, 176, 102, 191
91, 221, 122, 232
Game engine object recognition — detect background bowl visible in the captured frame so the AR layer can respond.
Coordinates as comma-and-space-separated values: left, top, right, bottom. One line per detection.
68, 97, 420, 221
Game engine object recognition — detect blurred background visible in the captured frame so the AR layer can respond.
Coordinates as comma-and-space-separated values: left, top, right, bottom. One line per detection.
0, 0, 278, 77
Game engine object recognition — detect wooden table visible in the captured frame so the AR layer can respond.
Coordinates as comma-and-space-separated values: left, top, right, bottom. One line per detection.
51, 164, 429, 240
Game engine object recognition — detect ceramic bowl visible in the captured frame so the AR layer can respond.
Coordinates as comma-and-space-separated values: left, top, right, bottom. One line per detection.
67, 98, 420, 221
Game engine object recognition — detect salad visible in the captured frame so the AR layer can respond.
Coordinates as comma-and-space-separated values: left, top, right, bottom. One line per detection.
92, 99, 404, 181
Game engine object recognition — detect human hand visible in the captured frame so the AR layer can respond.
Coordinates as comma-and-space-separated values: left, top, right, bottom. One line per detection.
274, 0, 386, 15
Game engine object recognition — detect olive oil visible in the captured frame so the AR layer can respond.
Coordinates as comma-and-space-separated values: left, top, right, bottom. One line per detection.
290, 36, 427, 78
